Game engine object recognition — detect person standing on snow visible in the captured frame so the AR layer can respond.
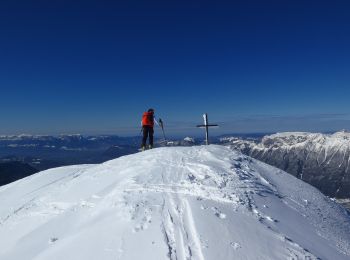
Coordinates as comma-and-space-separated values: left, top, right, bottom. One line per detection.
141, 108, 159, 150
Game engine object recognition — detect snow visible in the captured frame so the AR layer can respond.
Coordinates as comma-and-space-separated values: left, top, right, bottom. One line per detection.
0, 145, 349, 260
262, 131, 350, 151
228, 131, 350, 169
183, 137, 195, 143
263, 132, 350, 170
7, 144, 39, 148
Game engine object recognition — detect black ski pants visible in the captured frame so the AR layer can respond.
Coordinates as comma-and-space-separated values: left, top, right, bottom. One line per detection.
142, 126, 154, 147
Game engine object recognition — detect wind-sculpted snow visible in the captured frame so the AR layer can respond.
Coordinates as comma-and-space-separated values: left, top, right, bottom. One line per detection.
0, 146, 349, 259
224, 131, 350, 199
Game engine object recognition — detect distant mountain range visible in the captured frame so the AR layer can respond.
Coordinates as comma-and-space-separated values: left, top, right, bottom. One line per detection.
0, 134, 141, 169
221, 131, 350, 201
0, 135, 142, 185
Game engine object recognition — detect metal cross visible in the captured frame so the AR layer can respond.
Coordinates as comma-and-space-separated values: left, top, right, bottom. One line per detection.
196, 113, 218, 145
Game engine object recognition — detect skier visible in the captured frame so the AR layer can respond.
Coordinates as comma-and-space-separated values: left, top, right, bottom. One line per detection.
141, 108, 158, 151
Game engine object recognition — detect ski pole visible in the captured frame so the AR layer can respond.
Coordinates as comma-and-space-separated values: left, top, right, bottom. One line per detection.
140, 126, 143, 136
159, 118, 166, 141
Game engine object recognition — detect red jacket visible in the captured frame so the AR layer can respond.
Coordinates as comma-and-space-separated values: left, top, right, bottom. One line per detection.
142, 112, 154, 127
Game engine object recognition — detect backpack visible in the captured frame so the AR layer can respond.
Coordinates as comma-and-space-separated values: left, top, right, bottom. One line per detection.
142, 112, 154, 126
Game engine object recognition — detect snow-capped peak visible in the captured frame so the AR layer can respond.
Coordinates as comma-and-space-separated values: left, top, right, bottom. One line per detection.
0, 145, 349, 259
263, 131, 350, 145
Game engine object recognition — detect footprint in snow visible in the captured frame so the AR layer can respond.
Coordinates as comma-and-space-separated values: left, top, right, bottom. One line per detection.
211, 207, 226, 219
49, 237, 58, 244
216, 212, 226, 219
132, 215, 152, 233
200, 205, 209, 210
265, 215, 279, 223
200, 237, 209, 249
80, 201, 95, 208
132, 225, 142, 233
253, 208, 278, 223
230, 242, 241, 250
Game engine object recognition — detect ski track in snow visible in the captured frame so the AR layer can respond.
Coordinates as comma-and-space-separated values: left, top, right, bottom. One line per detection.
0, 146, 350, 260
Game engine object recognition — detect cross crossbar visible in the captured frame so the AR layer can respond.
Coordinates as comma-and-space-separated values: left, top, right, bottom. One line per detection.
196, 124, 218, 128
196, 113, 219, 145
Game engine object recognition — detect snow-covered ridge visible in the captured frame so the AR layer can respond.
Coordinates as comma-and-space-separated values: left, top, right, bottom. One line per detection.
0, 146, 349, 259
224, 131, 350, 199
261, 130, 350, 148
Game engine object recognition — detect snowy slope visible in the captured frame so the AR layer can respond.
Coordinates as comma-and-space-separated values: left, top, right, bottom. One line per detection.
0, 145, 350, 260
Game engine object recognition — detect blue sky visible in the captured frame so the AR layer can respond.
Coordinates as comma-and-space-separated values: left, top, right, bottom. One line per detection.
1, 0, 350, 136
